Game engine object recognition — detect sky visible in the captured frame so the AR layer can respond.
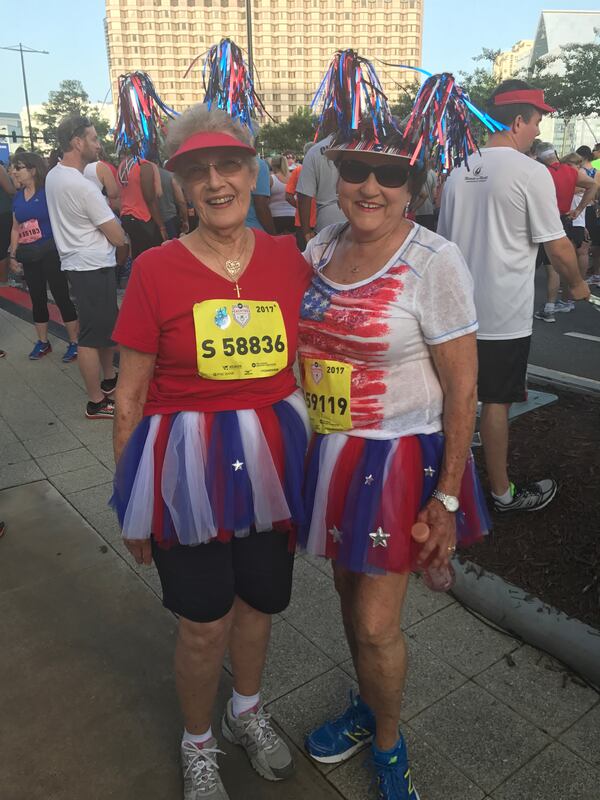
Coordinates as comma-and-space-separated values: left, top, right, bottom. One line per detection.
1, 0, 599, 113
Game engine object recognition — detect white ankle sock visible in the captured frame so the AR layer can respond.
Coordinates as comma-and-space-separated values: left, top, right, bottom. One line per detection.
544, 302, 555, 313
232, 689, 260, 718
182, 726, 212, 746
492, 486, 513, 504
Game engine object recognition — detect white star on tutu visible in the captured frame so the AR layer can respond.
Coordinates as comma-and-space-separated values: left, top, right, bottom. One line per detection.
329, 525, 343, 543
232, 460, 244, 471
364, 474, 374, 485
369, 527, 390, 548
424, 466, 436, 477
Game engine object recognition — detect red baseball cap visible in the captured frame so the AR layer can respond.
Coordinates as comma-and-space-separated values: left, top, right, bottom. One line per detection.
165, 131, 256, 172
493, 88, 556, 114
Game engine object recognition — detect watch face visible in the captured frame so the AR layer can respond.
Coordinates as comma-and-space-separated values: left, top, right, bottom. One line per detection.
445, 495, 460, 513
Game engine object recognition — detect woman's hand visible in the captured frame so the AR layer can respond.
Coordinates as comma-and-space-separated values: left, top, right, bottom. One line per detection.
415, 499, 457, 570
124, 539, 153, 565
8, 257, 23, 274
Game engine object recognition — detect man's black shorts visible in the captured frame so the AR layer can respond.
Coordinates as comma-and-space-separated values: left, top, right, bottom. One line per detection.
477, 337, 531, 405
585, 206, 600, 247
67, 267, 118, 348
561, 215, 586, 250
151, 530, 294, 623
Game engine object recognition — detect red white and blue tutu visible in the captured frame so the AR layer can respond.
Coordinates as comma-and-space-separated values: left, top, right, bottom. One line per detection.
299, 431, 490, 574
111, 391, 309, 547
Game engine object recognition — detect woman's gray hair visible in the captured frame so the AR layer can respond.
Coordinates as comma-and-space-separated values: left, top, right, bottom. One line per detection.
166, 103, 258, 176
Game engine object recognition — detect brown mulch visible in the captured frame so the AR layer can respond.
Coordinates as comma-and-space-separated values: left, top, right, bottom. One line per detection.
461, 385, 600, 630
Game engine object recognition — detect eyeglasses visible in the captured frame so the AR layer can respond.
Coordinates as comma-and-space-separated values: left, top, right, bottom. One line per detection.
183, 158, 245, 181
14, 164, 29, 171
337, 159, 410, 189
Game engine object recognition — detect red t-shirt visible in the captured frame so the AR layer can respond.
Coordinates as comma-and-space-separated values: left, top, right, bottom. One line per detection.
547, 162, 578, 215
113, 231, 311, 415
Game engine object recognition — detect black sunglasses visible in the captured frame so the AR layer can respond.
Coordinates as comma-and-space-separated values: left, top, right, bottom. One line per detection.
337, 159, 410, 189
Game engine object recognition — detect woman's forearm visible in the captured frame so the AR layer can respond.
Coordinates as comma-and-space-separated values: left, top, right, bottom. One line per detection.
113, 396, 145, 464
437, 384, 477, 497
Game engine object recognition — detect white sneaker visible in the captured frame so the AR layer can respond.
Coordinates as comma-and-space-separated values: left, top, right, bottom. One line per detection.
555, 299, 574, 313
181, 738, 230, 799
222, 700, 294, 781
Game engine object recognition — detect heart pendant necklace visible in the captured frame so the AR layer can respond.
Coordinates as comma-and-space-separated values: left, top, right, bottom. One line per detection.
201, 231, 248, 298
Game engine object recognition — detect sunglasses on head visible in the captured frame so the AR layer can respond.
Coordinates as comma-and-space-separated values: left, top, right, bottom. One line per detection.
337, 159, 410, 189
68, 118, 92, 140
183, 158, 245, 181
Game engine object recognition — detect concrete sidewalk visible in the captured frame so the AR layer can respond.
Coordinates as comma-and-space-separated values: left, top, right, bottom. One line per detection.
1, 306, 599, 800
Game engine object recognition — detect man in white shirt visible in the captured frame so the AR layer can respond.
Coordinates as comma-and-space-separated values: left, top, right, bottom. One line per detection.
438, 79, 589, 513
297, 112, 347, 242
46, 115, 128, 420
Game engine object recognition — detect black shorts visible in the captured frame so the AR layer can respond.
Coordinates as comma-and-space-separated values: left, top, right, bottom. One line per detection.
477, 337, 531, 405
67, 267, 118, 348
585, 206, 600, 247
151, 530, 295, 623
0, 212, 12, 256
561, 215, 585, 250
121, 215, 163, 260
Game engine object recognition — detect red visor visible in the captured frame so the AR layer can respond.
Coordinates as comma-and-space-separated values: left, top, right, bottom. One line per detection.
166, 132, 256, 171
493, 89, 556, 114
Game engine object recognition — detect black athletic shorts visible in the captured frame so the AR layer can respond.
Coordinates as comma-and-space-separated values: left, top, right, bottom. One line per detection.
561, 215, 585, 250
0, 212, 12, 256
67, 267, 118, 348
477, 336, 531, 405
585, 206, 600, 247
151, 530, 295, 623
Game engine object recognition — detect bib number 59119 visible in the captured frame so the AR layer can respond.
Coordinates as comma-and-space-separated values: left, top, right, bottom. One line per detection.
301, 357, 352, 433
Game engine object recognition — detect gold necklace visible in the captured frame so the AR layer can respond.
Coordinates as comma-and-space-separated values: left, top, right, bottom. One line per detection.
198, 231, 248, 297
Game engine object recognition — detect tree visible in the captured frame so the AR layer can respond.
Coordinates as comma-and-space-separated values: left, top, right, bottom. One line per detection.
457, 49, 502, 142
390, 83, 419, 123
526, 43, 600, 121
35, 80, 113, 154
259, 107, 317, 156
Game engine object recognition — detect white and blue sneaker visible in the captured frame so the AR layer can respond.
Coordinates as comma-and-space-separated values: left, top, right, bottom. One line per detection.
305, 692, 375, 764
373, 735, 420, 800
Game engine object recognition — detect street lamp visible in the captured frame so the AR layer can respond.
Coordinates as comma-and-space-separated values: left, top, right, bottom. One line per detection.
245, 0, 254, 83
0, 43, 49, 150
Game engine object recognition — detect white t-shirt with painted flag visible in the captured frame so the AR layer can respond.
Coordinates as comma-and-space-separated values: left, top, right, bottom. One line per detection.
437, 147, 565, 340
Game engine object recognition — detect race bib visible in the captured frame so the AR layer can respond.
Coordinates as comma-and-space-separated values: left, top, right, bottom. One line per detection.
193, 299, 288, 380
18, 218, 42, 244
301, 357, 352, 433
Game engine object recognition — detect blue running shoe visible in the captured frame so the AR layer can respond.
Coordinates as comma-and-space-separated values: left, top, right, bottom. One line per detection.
372, 735, 420, 800
29, 340, 52, 360
305, 692, 375, 764
62, 342, 78, 363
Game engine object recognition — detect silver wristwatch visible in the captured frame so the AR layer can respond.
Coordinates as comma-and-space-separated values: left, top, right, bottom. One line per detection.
431, 489, 459, 513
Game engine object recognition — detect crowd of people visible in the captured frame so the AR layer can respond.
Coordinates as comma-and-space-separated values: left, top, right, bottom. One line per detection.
1, 49, 598, 800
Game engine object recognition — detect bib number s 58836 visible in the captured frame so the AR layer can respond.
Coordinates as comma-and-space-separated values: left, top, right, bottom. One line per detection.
193, 299, 288, 380
301, 357, 352, 433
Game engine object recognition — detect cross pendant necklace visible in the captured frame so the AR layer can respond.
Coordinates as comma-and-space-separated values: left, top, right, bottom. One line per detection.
200, 231, 247, 298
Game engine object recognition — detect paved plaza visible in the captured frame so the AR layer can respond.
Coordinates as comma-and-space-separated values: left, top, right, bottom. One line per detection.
1, 306, 599, 800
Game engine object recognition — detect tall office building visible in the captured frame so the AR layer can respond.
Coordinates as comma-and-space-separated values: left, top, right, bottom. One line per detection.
492, 40, 533, 82
104, 0, 423, 122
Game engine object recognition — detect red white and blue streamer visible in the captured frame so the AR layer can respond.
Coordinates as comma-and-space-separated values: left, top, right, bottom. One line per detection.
380, 63, 507, 171
114, 71, 177, 160
311, 49, 399, 145
185, 37, 270, 132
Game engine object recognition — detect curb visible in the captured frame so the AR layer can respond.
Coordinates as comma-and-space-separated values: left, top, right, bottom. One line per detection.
527, 364, 600, 395
451, 559, 600, 689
